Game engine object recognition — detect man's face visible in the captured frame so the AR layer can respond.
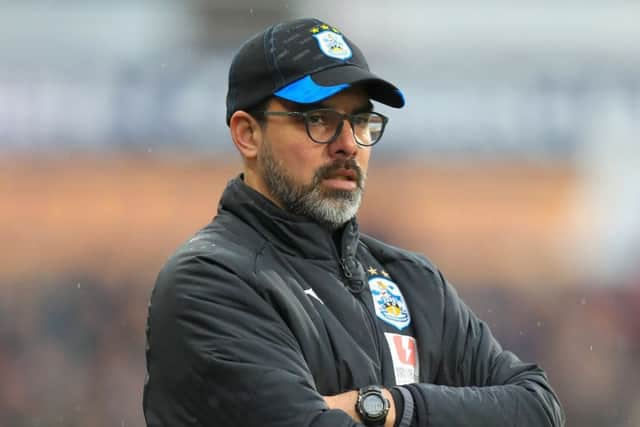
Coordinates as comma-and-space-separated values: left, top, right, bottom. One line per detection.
257, 88, 372, 230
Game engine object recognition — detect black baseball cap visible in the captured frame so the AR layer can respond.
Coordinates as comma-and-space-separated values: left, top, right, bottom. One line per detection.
225, 18, 405, 125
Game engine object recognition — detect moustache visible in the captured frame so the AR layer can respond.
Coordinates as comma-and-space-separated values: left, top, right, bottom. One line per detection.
314, 159, 364, 188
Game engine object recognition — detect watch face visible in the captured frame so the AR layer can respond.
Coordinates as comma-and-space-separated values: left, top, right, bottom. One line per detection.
362, 394, 386, 418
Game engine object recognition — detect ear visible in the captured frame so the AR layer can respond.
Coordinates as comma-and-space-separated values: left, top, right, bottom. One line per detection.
229, 111, 262, 160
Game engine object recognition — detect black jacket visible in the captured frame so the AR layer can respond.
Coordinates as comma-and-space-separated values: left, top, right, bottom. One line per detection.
143, 176, 565, 426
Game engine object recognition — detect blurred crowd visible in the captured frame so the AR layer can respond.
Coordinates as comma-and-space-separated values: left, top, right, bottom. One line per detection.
1, 152, 638, 426
1, 278, 146, 426
1, 273, 638, 426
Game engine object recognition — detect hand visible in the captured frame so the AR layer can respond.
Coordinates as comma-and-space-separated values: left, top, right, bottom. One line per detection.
323, 388, 395, 427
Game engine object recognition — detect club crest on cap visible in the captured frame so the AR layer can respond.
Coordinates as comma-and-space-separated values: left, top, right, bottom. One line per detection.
310, 25, 352, 61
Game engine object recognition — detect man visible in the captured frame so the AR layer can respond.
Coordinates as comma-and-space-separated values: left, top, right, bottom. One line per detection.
143, 18, 565, 427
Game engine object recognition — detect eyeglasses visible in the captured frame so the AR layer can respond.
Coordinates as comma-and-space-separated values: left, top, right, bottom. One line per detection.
252, 108, 389, 147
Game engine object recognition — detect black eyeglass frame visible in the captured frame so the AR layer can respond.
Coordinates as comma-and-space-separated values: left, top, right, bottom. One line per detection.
251, 108, 389, 147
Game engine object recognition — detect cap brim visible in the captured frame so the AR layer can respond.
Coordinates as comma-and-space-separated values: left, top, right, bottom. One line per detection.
274, 65, 405, 108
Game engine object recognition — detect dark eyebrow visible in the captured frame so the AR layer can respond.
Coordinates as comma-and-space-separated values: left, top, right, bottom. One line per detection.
296, 102, 324, 112
297, 100, 374, 114
352, 102, 374, 114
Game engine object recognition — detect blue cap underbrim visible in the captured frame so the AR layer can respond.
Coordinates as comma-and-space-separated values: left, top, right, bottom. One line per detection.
274, 75, 350, 104
274, 66, 405, 108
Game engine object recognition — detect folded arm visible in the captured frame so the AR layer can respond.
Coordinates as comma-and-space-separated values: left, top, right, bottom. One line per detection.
323, 275, 565, 427
144, 255, 364, 427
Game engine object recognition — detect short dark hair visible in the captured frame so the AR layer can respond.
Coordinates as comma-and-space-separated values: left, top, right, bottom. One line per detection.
246, 97, 272, 126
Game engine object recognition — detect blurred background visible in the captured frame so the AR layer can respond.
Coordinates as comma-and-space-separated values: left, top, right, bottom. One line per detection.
1, 1, 639, 425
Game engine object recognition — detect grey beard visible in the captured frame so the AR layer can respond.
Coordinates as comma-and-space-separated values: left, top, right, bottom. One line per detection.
260, 140, 365, 230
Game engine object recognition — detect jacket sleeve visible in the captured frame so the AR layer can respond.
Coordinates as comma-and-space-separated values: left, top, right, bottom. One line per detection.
404, 275, 565, 427
143, 252, 362, 427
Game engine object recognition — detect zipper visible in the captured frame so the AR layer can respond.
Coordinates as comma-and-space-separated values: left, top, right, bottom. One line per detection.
340, 257, 368, 293
357, 289, 386, 382
339, 258, 353, 279
338, 254, 384, 381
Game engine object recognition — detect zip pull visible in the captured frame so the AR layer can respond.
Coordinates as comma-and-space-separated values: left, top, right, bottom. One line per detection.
341, 258, 367, 293
340, 258, 353, 279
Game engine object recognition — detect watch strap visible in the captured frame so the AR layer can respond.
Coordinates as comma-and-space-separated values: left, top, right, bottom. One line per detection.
393, 386, 414, 427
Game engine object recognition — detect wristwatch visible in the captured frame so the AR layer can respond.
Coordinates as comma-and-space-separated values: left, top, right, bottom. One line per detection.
355, 385, 390, 427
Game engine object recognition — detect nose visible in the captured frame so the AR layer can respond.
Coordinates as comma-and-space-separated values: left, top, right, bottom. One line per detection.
327, 119, 358, 159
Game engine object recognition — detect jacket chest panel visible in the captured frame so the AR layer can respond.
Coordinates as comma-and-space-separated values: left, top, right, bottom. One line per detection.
358, 257, 421, 385
255, 252, 391, 393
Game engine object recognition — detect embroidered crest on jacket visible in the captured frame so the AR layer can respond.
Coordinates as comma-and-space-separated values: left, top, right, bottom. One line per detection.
368, 277, 411, 330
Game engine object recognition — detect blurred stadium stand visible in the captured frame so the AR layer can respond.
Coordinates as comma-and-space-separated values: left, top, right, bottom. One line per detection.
1, 2, 639, 426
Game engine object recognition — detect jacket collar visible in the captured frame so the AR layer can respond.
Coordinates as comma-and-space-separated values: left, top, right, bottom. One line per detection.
217, 175, 360, 261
